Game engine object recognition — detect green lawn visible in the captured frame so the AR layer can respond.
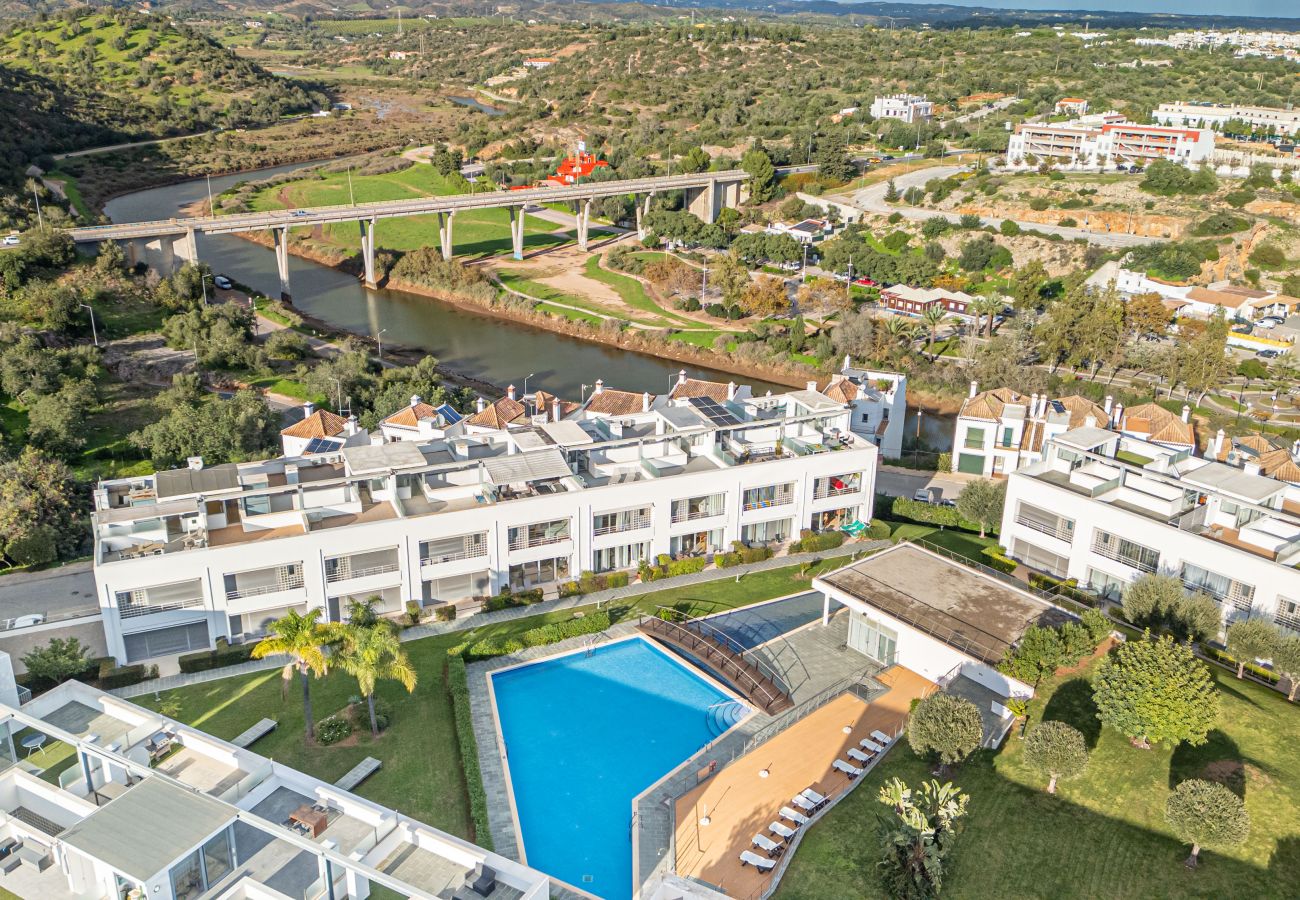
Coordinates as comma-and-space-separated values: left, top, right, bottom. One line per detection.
583, 255, 697, 326
245, 375, 327, 405
140, 558, 854, 840
776, 656, 1300, 899
668, 330, 727, 349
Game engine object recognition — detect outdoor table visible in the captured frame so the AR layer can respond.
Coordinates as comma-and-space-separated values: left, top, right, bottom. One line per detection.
289, 804, 328, 838
20, 734, 45, 757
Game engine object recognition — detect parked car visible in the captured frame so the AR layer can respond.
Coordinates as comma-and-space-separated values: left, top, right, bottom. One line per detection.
1257, 316, 1284, 329
853, 277, 878, 287
213, 275, 233, 290
913, 488, 933, 503
1258, 348, 1281, 359
2, 234, 19, 246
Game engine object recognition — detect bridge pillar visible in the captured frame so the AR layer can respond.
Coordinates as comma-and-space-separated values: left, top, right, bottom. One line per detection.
686, 180, 719, 225
509, 206, 525, 261
636, 194, 653, 242
577, 200, 592, 251
127, 239, 147, 269
273, 226, 291, 301
359, 217, 378, 289
174, 228, 200, 268
438, 211, 456, 261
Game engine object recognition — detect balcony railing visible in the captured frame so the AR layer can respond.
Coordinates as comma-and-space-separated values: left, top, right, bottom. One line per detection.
743, 492, 793, 512
508, 533, 569, 552
325, 561, 400, 584
1091, 539, 1158, 574
226, 575, 306, 601
593, 514, 652, 537
420, 545, 488, 566
120, 596, 205, 619
813, 483, 860, 500
671, 506, 725, 524
1014, 515, 1075, 543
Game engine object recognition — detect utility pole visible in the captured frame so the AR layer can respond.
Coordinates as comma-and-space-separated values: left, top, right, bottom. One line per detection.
206, 174, 215, 217
79, 302, 98, 347
348, 167, 356, 206
32, 185, 43, 230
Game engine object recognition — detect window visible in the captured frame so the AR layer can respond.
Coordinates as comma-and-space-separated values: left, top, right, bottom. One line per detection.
999, 426, 1014, 448
956, 453, 985, 475
671, 494, 726, 523
324, 548, 400, 583
201, 829, 233, 888
743, 483, 794, 510
964, 427, 986, 450
1181, 563, 1254, 612
420, 532, 488, 565
223, 564, 304, 600
509, 556, 569, 590
593, 541, 650, 573
593, 507, 652, 536
670, 529, 723, 556
813, 473, 862, 499
123, 622, 211, 663
116, 579, 205, 618
1015, 503, 1074, 543
1010, 538, 1069, 578
1091, 531, 1159, 573
422, 570, 490, 604
1276, 598, 1300, 635
1086, 568, 1126, 603
742, 518, 793, 544
170, 851, 204, 900
508, 519, 571, 550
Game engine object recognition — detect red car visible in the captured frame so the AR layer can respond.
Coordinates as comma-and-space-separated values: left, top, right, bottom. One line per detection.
852, 277, 878, 287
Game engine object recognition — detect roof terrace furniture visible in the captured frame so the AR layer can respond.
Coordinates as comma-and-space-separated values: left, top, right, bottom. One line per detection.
289, 804, 328, 838
469, 863, 497, 896
16, 842, 52, 871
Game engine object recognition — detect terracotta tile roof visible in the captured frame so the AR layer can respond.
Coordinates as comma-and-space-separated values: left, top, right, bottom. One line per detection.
1056, 395, 1110, 429
585, 389, 651, 416
1019, 419, 1044, 453
1258, 447, 1300, 484
466, 396, 527, 429
669, 378, 731, 403
1120, 403, 1195, 447
958, 387, 1023, 421
533, 390, 582, 419
1185, 287, 1252, 309
382, 402, 442, 430
281, 409, 348, 439
822, 379, 859, 405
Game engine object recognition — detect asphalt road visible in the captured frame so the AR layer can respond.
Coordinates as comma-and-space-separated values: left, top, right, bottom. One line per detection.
876, 467, 971, 503
0, 562, 99, 621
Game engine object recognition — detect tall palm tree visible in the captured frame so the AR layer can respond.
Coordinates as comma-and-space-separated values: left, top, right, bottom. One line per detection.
970, 296, 1002, 338
333, 622, 417, 737
920, 305, 947, 359
251, 609, 339, 742
883, 316, 918, 356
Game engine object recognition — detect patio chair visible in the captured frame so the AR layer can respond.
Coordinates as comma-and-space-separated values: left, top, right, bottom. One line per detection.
847, 747, 873, 764
739, 850, 776, 872
780, 806, 811, 826
468, 863, 497, 897
871, 729, 893, 745
860, 738, 884, 753
790, 794, 817, 813
770, 821, 796, 841
752, 833, 782, 855
801, 788, 828, 806
834, 759, 864, 779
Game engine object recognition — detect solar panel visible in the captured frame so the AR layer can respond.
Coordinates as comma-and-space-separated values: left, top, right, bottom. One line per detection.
1049, 400, 1066, 414
687, 396, 742, 427
304, 437, 344, 454
435, 403, 463, 425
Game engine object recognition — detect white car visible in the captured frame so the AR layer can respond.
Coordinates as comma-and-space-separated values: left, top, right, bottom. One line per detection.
1257, 317, 1283, 329
2, 234, 19, 246
213, 275, 233, 290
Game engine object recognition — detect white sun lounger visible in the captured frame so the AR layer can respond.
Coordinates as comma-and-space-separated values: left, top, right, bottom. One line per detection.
847, 747, 873, 763
740, 850, 775, 871
801, 788, 828, 804
871, 730, 893, 745
860, 738, 884, 753
752, 833, 781, 854
791, 794, 818, 813
770, 821, 797, 840
833, 759, 864, 778
780, 806, 811, 826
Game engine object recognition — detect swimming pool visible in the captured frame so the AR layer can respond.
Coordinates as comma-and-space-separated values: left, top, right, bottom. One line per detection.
702, 591, 838, 650
491, 637, 746, 899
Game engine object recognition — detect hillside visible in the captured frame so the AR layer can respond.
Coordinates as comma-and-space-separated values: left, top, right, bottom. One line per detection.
0, 8, 326, 184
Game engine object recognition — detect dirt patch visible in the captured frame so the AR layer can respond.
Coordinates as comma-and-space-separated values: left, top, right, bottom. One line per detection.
1055, 636, 1118, 677
957, 202, 1185, 239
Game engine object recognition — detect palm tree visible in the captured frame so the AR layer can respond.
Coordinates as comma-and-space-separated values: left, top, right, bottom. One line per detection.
920, 305, 947, 358
884, 315, 918, 350
251, 609, 339, 743
970, 296, 1002, 338
333, 623, 417, 737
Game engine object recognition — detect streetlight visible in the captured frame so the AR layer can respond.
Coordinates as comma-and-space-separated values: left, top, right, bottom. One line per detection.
522, 372, 535, 401
79, 302, 98, 347
206, 174, 215, 217
376, 328, 387, 362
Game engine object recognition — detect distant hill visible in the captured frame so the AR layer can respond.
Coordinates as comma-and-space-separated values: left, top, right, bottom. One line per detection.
0, 7, 326, 185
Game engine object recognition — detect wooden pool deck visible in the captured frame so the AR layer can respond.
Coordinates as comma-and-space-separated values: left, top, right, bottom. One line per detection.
672, 665, 935, 898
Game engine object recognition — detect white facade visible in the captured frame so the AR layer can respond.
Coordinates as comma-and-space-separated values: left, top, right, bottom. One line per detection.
830, 361, 907, 460
91, 386, 878, 665
1154, 102, 1300, 136
1007, 118, 1215, 168
870, 94, 933, 125
951, 383, 1110, 478
1000, 430, 1300, 636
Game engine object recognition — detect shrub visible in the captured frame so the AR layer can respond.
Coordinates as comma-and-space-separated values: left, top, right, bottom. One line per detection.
999, 219, 1020, 237
1027, 572, 1096, 607
316, 715, 352, 745
867, 519, 893, 540
405, 600, 422, 626
448, 655, 493, 849
1080, 608, 1112, 645
97, 662, 148, 690
464, 612, 612, 662
791, 528, 846, 553
1058, 217, 1077, 228
22, 637, 93, 685
981, 546, 1017, 573
434, 604, 457, 622
886, 496, 976, 529
178, 642, 255, 673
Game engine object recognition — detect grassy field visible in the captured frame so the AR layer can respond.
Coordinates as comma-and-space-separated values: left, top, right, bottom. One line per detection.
776, 652, 1300, 899
139, 558, 858, 840
582, 255, 698, 326
251, 166, 564, 259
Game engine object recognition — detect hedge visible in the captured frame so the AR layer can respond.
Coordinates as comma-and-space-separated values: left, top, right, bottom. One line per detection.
881, 495, 979, 530
447, 655, 493, 849
641, 557, 708, 582
484, 587, 545, 612
790, 529, 845, 553
717, 546, 773, 568
981, 546, 1018, 574
560, 571, 632, 596
463, 611, 612, 662
1202, 645, 1282, 685
866, 519, 892, 540
97, 662, 150, 690
179, 642, 256, 673
1027, 572, 1097, 607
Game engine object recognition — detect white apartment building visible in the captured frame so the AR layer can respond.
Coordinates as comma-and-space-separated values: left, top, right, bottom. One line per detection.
1006, 117, 1215, 168
0, 677, 548, 900
1085, 261, 1296, 323
824, 361, 908, 459
870, 94, 933, 125
90, 380, 881, 666
1000, 428, 1300, 636
1154, 102, 1300, 136
952, 384, 1110, 477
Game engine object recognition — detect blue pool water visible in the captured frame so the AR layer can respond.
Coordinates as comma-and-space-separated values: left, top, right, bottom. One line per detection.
491, 638, 744, 899
704, 591, 839, 650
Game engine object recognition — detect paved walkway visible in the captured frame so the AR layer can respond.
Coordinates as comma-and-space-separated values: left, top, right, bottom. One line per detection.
111, 540, 886, 699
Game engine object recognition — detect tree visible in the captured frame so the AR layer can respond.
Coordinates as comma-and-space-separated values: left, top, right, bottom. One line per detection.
333, 622, 417, 737
1023, 721, 1088, 793
876, 778, 969, 900
709, 252, 751, 305
884, 179, 900, 202
907, 693, 983, 772
739, 275, 789, 317
1177, 311, 1231, 406
956, 479, 1005, 538
1121, 573, 1184, 630
1165, 779, 1250, 869
920, 305, 949, 358
1092, 633, 1218, 749
251, 609, 340, 742
814, 131, 855, 182
969, 295, 1002, 338
999, 625, 1065, 685
1224, 619, 1279, 679
1125, 292, 1171, 339
131, 388, 279, 468
0, 446, 82, 563
22, 637, 92, 685
741, 146, 776, 203
1273, 634, 1300, 702
1169, 593, 1223, 644
681, 146, 711, 174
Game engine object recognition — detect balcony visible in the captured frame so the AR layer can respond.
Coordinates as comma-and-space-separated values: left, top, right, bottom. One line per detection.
593, 513, 652, 537
325, 549, 401, 584
813, 476, 861, 500
225, 575, 305, 601
508, 521, 571, 552
1090, 538, 1158, 574
671, 506, 725, 524
1014, 515, 1074, 543
419, 545, 488, 566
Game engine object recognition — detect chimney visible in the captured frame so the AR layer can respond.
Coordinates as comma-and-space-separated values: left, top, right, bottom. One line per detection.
186, 456, 204, 471
807, 380, 819, 392
410, 394, 421, 408
969, 380, 978, 399
1293, 439, 1300, 461
594, 379, 605, 394
843, 353, 852, 372
1181, 404, 1191, 423
727, 381, 737, 400
476, 396, 486, 414
1245, 461, 1262, 477
303, 400, 316, 418
1214, 428, 1226, 459
1029, 393, 1039, 418
677, 369, 687, 386
1084, 415, 1097, 429
507, 384, 516, 402
345, 415, 359, 436
553, 399, 563, 421
642, 391, 651, 412
1113, 403, 1124, 428
1104, 395, 1113, 415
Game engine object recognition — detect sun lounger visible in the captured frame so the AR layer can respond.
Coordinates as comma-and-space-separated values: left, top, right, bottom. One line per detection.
739, 850, 776, 871
871, 729, 893, 745
860, 738, 884, 753
801, 788, 828, 805
833, 759, 864, 778
790, 794, 818, 813
753, 833, 782, 854
770, 821, 796, 840
847, 747, 873, 763
780, 806, 811, 826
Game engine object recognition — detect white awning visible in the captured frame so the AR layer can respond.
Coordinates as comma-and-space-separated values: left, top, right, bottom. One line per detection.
482, 448, 572, 485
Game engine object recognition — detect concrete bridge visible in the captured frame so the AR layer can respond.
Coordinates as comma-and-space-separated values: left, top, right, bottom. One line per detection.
68, 170, 748, 299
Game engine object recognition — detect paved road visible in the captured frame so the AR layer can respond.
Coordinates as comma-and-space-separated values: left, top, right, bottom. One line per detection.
0, 562, 99, 621
876, 467, 972, 503
841, 165, 1161, 248
949, 96, 1019, 125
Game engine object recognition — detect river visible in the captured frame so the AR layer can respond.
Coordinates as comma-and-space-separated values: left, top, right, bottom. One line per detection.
104, 163, 784, 397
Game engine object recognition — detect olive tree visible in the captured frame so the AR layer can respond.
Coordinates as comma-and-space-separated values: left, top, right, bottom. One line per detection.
1092, 634, 1217, 749
1120, 573, 1183, 629
1022, 720, 1088, 793
1224, 619, 1280, 679
955, 479, 1006, 538
1165, 779, 1250, 869
1274, 634, 1300, 702
907, 693, 984, 773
